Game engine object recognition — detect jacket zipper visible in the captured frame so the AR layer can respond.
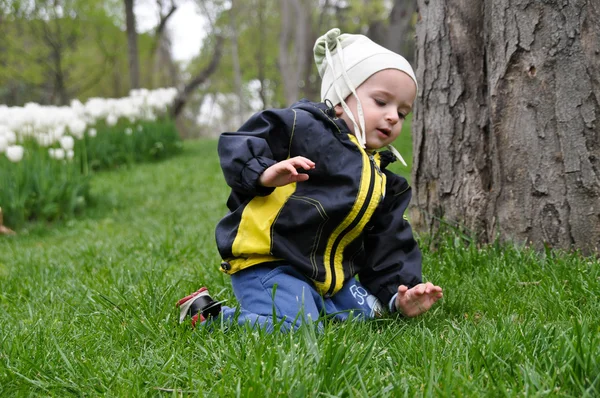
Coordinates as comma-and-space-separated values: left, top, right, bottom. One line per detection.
326, 154, 376, 296
369, 153, 386, 199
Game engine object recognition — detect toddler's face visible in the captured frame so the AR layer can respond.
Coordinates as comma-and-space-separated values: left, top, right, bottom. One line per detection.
336, 69, 416, 150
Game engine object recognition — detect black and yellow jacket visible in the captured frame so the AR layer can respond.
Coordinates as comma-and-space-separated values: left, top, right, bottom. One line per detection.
215, 99, 422, 306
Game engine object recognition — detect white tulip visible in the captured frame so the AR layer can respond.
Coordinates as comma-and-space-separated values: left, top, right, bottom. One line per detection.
6, 145, 24, 162
53, 148, 65, 160
51, 125, 66, 140
5, 130, 16, 144
68, 119, 86, 139
36, 133, 53, 147
0, 136, 7, 153
0, 87, 177, 141
124, 127, 133, 136
60, 135, 75, 151
70, 99, 85, 115
106, 114, 118, 126
88, 128, 97, 137
66, 149, 74, 160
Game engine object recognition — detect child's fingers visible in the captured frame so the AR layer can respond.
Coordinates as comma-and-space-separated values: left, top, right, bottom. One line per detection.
425, 282, 442, 294
294, 174, 309, 182
294, 156, 315, 166
289, 156, 315, 169
283, 163, 299, 175
398, 285, 408, 295
414, 284, 426, 296
430, 286, 443, 296
285, 160, 304, 172
424, 282, 435, 293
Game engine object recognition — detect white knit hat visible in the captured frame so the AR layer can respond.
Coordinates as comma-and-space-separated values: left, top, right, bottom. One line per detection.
313, 28, 417, 165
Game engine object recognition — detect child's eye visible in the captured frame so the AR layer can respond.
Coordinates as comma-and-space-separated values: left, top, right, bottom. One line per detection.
398, 112, 406, 120
375, 99, 386, 106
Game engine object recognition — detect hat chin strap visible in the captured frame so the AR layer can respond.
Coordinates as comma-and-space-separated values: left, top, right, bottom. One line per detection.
387, 145, 408, 167
324, 39, 408, 167
325, 39, 366, 147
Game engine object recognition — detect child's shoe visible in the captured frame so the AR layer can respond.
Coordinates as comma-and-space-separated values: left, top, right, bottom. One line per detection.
177, 287, 222, 327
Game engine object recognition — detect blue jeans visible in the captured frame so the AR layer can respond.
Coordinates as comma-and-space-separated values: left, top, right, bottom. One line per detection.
215, 263, 383, 332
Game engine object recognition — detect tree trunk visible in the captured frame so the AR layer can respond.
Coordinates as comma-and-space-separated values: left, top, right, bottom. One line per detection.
154, 31, 178, 88
292, 0, 309, 99
278, 0, 309, 106
302, 0, 329, 102
151, 0, 178, 88
367, 1, 417, 66
124, 0, 140, 90
229, 0, 245, 126
170, 34, 224, 119
255, 0, 268, 109
386, 0, 416, 64
412, 0, 600, 254
43, 19, 69, 105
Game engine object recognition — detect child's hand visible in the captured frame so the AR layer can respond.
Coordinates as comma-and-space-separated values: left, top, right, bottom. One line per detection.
395, 282, 443, 317
259, 156, 315, 187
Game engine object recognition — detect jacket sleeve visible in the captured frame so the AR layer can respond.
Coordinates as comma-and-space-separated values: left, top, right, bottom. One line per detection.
218, 108, 296, 197
359, 170, 423, 307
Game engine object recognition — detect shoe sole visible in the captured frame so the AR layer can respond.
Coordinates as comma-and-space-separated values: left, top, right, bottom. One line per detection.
177, 287, 209, 324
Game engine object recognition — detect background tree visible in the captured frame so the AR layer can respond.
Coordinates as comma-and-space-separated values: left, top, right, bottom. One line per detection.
384, 0, 416, 64
278, 0, 309, 106
150, 0, 179, 88
0, 0, 418, 140
0, 0, 136, 105
124, 0, 140, 89
228, 0, 245, 126
254, 0, 269, 109
193, 0, 395, 110
411, 0, 600, 253
169, 0, 225, 123
362, 0, 416, 64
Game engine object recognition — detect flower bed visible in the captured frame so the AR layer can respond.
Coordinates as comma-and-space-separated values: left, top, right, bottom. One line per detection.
0, 88, 183, 229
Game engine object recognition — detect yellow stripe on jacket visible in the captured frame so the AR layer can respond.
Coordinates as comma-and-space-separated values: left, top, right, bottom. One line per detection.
314, 134, 385, 296
228, 183, 296, 272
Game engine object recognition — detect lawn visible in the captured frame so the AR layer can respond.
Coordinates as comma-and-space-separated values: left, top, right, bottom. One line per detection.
0, 139, 598, 396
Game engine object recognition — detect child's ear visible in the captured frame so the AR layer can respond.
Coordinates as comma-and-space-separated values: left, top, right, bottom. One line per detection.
334, 105, 344, 117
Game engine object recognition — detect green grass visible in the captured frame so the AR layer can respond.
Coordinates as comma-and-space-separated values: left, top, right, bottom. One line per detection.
1, 140, 599, 396
82, 119, 183, 172
0, 119, 182, 230
0, 142, 91, 229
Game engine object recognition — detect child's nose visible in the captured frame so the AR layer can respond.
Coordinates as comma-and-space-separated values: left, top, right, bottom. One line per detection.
386, 111, 399, 124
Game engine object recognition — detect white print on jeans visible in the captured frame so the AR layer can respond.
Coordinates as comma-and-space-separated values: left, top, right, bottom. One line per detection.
350, 285, 369, 305
350, 284, 384, 317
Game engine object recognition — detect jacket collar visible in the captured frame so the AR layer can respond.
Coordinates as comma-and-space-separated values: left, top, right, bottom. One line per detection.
289, 99, 396, 169
291, 99, 350, 135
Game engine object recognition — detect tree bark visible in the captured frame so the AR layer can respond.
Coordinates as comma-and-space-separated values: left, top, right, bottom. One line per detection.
255, 0, 268, 109
386, 0, 416, 64
45, 21, 69, 105
278, 0, 309, 105
278, 0, 293, 104
412, 0, 600, 253
303, 0, 332, 102
170, 34, 224, 118
124, 0, 140, 90
152, 0, 178, 88
367, 0, 417, 65
229, 0, 245, 125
